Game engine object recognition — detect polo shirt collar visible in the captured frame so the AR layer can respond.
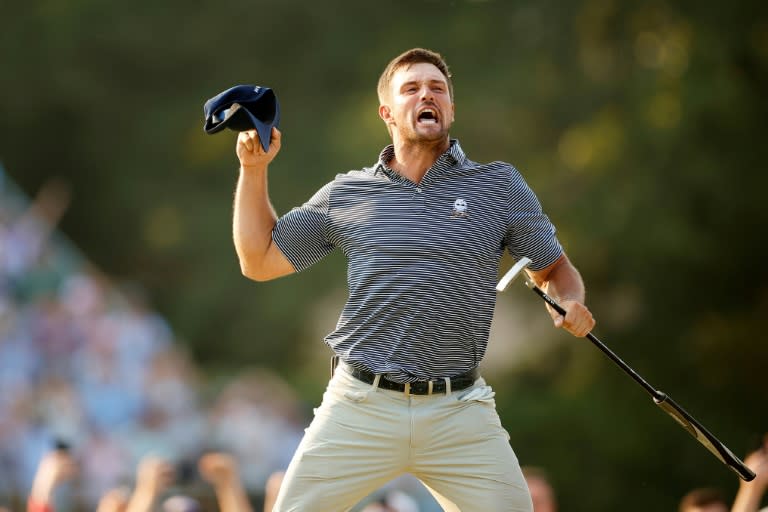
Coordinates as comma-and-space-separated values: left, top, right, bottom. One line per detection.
374, 139, 466, 175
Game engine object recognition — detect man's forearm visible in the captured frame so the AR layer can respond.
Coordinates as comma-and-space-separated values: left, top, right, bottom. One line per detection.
232, 166, 279, 276
541, 256, 586, 303
531, 254, 594, 336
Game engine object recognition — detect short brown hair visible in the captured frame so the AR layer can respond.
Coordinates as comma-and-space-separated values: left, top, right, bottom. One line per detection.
377, 48, 453, 103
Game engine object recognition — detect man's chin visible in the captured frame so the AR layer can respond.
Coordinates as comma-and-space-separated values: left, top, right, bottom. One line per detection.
411, 126, 449, 143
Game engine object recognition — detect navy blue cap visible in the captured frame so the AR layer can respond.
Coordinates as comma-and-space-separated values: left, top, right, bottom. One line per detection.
203, 85, 280, 151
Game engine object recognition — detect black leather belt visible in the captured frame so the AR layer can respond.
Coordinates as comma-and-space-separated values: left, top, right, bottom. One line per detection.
340, 362, 479, 395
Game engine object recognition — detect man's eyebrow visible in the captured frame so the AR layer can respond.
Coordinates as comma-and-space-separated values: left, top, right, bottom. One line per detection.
399, 78, 447, 89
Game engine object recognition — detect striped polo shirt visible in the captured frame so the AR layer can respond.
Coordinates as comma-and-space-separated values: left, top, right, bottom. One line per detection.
272, 140, 562, 382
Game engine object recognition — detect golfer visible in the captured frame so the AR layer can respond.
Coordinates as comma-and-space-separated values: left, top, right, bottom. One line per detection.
232, 48, 595, 511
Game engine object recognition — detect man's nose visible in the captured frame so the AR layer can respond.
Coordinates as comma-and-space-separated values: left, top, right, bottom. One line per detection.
419, 86, 434, 101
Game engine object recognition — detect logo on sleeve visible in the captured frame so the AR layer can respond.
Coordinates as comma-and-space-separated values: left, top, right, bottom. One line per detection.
451, 198, 469, 218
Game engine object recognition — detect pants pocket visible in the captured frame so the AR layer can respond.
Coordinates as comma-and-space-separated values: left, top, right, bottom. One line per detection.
457, 385, 496, 403
343, 390, 368, 402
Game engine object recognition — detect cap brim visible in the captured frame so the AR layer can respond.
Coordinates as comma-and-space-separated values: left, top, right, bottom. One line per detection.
205, 111, 276, 152
204, 103, 246, 134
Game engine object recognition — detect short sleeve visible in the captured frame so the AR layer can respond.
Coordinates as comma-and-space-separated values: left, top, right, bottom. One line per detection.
272, 181, 336, 272
503, 167, 563, 270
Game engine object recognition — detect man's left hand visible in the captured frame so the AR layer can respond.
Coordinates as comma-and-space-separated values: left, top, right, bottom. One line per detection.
548, 300, 595, 337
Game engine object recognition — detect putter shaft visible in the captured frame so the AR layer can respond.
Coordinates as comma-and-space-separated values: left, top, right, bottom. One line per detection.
497, 260, 756, 481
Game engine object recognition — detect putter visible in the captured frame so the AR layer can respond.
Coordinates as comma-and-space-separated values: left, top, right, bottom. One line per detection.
497, 257, 755, 481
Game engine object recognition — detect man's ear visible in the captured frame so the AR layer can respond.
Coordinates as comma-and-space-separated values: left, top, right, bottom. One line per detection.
379, 104, 393, 124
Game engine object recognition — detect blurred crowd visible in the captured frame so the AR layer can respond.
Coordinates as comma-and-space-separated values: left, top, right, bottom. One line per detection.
0, 170, 305, 510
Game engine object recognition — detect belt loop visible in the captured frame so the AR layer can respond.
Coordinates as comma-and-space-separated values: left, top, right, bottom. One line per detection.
330, 355, 340, 378
443, 377, 451, 396
371, 374, 381, 392
403, 382, 411, 396
427, 380, 434, 395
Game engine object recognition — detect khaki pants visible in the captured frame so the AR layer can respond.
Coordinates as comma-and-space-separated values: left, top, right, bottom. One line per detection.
272, 366, 532, 511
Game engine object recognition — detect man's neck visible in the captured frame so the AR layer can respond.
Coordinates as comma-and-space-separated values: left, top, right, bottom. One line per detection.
388, 137, 450, 184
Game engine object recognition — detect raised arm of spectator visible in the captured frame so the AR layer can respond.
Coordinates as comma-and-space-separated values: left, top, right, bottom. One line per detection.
198, 452, 254, 512
124, 456, 175, 512
27, 450, 77, 512
96, 487, 130, 512
732, 437, 768, 512
262, 471, 284, 512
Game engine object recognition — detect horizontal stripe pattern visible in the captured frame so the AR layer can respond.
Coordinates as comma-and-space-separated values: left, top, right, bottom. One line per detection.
273, 140, 562, 382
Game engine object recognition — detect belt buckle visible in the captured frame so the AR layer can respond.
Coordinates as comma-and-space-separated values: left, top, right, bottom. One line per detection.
427, 380, 434, 395
403, 382, 411, 395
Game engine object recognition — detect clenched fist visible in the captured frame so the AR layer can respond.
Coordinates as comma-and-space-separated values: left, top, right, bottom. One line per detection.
198, 452, 239, 487
236, 127, 282, 171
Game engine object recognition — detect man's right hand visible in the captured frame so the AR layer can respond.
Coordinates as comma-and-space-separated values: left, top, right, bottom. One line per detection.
236, 127, 281, 170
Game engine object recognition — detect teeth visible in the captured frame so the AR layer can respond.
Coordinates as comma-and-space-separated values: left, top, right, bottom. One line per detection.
418, 108, 438, 123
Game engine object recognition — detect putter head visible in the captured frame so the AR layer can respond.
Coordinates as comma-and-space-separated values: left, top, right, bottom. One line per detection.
496, 257, 532, 292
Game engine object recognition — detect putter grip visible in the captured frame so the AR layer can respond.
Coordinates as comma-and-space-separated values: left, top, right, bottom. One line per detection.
655, 394, 756, 481
529, 284, 567, 316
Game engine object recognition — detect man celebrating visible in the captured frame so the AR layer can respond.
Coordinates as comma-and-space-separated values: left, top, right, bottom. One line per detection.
232, 48, 595, 511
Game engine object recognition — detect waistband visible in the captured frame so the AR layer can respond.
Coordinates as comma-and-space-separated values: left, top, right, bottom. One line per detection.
338, 361, 479, 395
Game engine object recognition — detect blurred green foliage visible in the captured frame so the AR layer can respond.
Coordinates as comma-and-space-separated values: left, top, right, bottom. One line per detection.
2, 0, 767, 509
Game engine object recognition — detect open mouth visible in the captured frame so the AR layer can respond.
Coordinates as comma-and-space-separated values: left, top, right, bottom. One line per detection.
417, 108, 439, 124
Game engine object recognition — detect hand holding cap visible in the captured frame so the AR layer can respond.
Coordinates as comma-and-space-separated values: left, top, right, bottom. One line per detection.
203, 84, 280, 152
